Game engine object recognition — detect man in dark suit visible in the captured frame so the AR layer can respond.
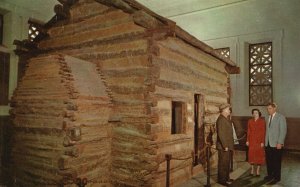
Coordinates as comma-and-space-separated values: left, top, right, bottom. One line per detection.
264, 103, 287, 185
216, 103, 234, 186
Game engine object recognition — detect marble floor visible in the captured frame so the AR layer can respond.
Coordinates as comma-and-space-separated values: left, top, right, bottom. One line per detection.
177, 150, 300, 187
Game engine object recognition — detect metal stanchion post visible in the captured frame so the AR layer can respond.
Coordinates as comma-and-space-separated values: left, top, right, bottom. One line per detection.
230, 150, 233, 172
165, 154, 172, 187
204, 145, 211, 187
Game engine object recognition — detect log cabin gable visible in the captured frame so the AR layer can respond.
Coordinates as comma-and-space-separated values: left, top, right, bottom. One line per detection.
95, 0, 239, 74
13, 0, 239, 75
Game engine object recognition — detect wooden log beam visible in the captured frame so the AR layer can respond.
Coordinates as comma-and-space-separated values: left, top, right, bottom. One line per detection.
132, 10, 164, 29
13, 39, 37, 51
58, 0, 79, 6
95, 0, 135, 13
54, 4, 69, 20
64, 146, 79, 157
57, 168, 77, 181
63, 136, 77, 146
13, 126, 63, 136
225, 64, 240, 74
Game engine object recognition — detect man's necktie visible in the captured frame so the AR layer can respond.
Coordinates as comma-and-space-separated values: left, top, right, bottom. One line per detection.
268, 115, 273, 128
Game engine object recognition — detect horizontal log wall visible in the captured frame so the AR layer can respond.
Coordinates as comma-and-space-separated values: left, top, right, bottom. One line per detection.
150, 37, 228, 186
11, 54, 112, 186
61, 55, 112, 185
37, 1, 155, 186
11, 56, 68, 186
12, 1, 231, 186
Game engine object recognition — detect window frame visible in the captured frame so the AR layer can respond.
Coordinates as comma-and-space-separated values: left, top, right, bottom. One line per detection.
248, 42, 273, 106
0, 14, 3, 45
171, 101, 186, 134
0, 51, 10, 105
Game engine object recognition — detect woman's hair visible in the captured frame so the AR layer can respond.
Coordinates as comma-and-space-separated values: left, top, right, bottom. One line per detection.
251, 108, 262, 117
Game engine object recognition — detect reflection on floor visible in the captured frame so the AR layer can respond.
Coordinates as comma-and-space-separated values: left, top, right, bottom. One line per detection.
177, 150, 300, 187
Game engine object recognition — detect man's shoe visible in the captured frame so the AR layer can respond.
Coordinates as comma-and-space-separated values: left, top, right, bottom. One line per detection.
227, 178, 234, 182
269, 179, 280, 185
264, 175, 273, 181
218, 182, 229, 186
218, 181, 231, 186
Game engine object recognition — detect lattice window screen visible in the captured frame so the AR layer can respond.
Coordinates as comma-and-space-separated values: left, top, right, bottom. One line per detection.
215, 47, 230, 59
28, 24, 40, 41
249, 42, 273, 106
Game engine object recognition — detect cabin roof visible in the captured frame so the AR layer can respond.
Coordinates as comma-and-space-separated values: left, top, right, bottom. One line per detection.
18, 0, 240, 74
94, 0, 239, 71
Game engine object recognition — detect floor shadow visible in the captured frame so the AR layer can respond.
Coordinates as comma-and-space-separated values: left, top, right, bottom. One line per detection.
231, 151, 300, 187
230, 168, 270, 187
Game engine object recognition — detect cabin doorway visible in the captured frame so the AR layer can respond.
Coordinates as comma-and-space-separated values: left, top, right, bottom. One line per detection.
194, 94, 205, 165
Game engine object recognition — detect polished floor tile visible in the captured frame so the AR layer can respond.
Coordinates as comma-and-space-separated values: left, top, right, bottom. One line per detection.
177, 150, 300, 187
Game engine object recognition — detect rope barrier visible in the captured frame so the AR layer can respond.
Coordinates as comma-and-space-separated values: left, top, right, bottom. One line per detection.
164, 143, 221, 187
204, 145, 211, 187
235, 133, 247, 141
26, 177, 88, 187
165, 154, 171, 187
171, 156, 193, 161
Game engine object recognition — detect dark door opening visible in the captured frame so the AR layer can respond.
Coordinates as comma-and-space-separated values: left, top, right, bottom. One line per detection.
194, 94, 205, 166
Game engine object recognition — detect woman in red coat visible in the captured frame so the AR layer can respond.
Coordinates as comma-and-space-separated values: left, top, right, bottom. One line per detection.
246, 109, 266, 176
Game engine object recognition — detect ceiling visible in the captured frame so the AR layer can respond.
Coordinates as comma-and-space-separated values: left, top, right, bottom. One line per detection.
138, 0, 248, 18
1, 0, 58, 20
2, 0, 249, 21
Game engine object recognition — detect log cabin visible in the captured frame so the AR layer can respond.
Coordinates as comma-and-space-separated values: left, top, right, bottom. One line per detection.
9, 0, 239, 186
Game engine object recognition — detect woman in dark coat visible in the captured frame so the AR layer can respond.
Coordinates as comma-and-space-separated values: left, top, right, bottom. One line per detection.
246, 109, 266, 176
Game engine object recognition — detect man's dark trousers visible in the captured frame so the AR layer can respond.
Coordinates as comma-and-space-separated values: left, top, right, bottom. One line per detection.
265, 145, 283, 180
218, 150, 230, 183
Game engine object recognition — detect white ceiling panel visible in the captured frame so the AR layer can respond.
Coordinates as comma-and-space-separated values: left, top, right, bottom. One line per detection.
2, 0, 250, 21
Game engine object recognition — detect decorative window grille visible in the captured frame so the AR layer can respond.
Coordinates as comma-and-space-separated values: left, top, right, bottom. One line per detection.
215, 47, 230, 59
249, 42, 273, 106
28, 23, 40, 41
